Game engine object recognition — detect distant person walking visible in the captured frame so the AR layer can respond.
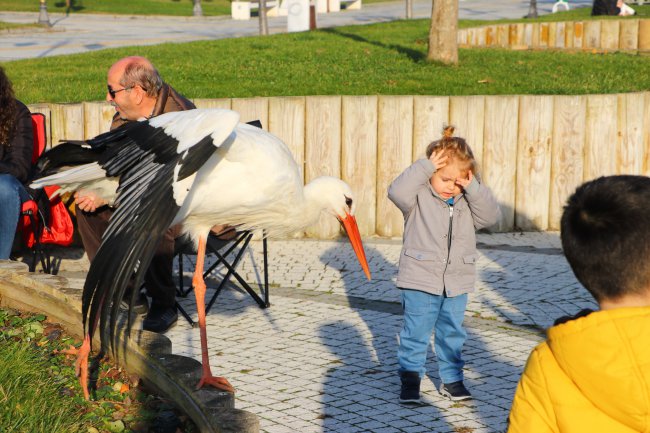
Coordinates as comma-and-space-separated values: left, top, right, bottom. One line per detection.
591, 0, 635, 15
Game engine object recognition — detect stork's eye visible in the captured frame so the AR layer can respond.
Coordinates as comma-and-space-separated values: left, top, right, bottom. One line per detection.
345, 196, 353, 208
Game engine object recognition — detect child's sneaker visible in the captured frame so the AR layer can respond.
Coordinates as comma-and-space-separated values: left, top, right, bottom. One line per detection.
439, 381, 472, 401
399, 371, 422, 404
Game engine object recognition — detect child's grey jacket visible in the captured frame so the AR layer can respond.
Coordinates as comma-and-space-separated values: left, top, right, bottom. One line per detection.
388, 158, 500, 297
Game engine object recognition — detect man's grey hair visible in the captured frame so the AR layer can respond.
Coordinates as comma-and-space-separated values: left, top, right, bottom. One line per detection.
120, 59, 163, 98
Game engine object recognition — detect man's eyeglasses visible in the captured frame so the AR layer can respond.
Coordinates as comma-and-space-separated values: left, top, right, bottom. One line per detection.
107, 84, 134, 99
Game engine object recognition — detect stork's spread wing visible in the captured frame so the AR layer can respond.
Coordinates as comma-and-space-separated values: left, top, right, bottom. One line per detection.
82, 109, 240, 353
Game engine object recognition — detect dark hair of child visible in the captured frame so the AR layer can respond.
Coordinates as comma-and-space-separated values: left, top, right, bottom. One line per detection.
560, 175, 650, 302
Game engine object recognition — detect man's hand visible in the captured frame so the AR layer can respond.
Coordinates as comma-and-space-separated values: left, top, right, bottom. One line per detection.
75, 190, 107, 213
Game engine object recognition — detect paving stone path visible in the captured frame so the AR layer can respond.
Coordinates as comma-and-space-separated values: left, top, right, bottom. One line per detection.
163, 232, 595, 433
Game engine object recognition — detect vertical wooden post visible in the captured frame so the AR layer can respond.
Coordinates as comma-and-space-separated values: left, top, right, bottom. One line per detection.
449, 96, 485, 171
617, 92, 645, 174
483, 96, 519, 232
376, 96, 413, 238
584, 20, 602, 50
554, 22, 565, 48
573, 21, 585, 49
549, 95, 586, 230
584, 94, 618, 179
564, 21, 574, 49
82, 102, 114, 139
268, 97, 306, 184
619, 19, 639, 51
341, 96, 378, 237
547, 22, 557, 48
412, 96, 449, 159
231, 97, 269, 127
523, 23, 534, 48
643, 92, 650, 176
305, 96, 342, 238
516, 95, 554, 230
638, 19, 650, 51
50, 103, 84, 146
600, 20, 620, 50
497, 24, 509, 47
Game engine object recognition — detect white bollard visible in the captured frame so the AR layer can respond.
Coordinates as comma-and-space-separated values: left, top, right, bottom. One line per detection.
287, 0, 310, 32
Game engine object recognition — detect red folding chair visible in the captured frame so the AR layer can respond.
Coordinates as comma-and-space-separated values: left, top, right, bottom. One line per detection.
17, 113, 74, 273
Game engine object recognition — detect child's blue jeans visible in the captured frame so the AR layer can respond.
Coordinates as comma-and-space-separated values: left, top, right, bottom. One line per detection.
397, 288, 468, 384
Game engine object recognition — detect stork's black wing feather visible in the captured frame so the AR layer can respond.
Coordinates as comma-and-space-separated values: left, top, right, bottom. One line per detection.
80, 111, 238, 354
35, 142, 102, 175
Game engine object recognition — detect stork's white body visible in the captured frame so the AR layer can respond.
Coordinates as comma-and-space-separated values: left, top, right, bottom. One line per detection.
173, 123, 306, 243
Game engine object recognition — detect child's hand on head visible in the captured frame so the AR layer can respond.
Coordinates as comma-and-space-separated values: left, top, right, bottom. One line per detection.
455, 170, 473, 190
429, 150, 448, 171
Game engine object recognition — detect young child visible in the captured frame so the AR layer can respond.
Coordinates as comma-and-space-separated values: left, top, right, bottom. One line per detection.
388, 126, 500, 403
508, 175, 650, 432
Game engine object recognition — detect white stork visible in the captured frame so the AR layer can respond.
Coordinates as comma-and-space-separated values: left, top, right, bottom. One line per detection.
31, 108, 371, 399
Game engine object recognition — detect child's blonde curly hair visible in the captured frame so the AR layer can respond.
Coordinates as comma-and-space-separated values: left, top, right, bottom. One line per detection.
425, 126, 478, 175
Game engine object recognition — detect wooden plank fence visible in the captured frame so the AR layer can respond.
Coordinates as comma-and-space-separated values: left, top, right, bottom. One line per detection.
458, 18, 650, 52
28, 92, 650, 238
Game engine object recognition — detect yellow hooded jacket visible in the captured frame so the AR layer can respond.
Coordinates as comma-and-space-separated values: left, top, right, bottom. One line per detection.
508, 307, 650, 433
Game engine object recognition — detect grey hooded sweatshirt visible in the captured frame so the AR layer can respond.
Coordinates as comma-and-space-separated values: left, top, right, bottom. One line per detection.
388, 158, 500, 297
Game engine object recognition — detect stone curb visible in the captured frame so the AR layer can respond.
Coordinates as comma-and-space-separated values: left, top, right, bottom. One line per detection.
0, 260, 258, 433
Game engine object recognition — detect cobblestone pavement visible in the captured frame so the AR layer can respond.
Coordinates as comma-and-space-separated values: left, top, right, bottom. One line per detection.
0, 0, 592, 61
161, 231, 596, 433
49, 231, 594, 432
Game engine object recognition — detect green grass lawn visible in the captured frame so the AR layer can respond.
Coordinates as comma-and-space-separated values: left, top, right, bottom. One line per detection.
1, 342, 86, 432
0, 20, 42, 30
0, 308, 198, 433
0, 0, 232, 16
4, 16, 650, 104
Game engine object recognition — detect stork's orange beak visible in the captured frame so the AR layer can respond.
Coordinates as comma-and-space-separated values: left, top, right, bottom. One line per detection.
339, 212, 371, 280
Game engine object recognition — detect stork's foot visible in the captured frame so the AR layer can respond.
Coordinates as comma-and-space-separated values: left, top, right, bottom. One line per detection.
196, 373, 235, 394
57, 335, 91, 400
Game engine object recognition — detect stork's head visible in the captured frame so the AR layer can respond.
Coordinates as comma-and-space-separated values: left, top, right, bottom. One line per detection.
306, 177, 371, 280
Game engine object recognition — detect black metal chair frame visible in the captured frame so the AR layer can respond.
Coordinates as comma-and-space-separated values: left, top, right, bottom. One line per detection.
21, 198, 52, 273
175, 231, 269, 326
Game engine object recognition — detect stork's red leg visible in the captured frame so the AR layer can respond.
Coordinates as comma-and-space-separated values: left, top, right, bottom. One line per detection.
58, 334, 91, 400
193, 236, 235, 393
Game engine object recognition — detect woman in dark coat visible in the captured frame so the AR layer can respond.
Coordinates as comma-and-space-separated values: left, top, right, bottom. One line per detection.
0, 66, 33, 259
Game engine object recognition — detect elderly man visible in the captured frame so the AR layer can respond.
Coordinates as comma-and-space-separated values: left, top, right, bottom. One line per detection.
74, 56, 194, 333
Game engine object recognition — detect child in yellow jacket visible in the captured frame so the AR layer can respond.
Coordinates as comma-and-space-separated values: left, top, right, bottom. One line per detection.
508, 175, 650, 433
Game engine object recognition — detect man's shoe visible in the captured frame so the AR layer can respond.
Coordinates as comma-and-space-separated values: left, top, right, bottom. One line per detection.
142, 303, 178, 333
439, 381, 472, 401
119, 293, 149, 316
399, 371, 422, 404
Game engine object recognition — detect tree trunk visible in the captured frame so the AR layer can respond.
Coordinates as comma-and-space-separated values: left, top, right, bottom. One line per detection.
259, 0, 269, 35
525, 0, 538, 18
427, 0, 458, 65
193, 0, 203, 16
405, 0, 413, 19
